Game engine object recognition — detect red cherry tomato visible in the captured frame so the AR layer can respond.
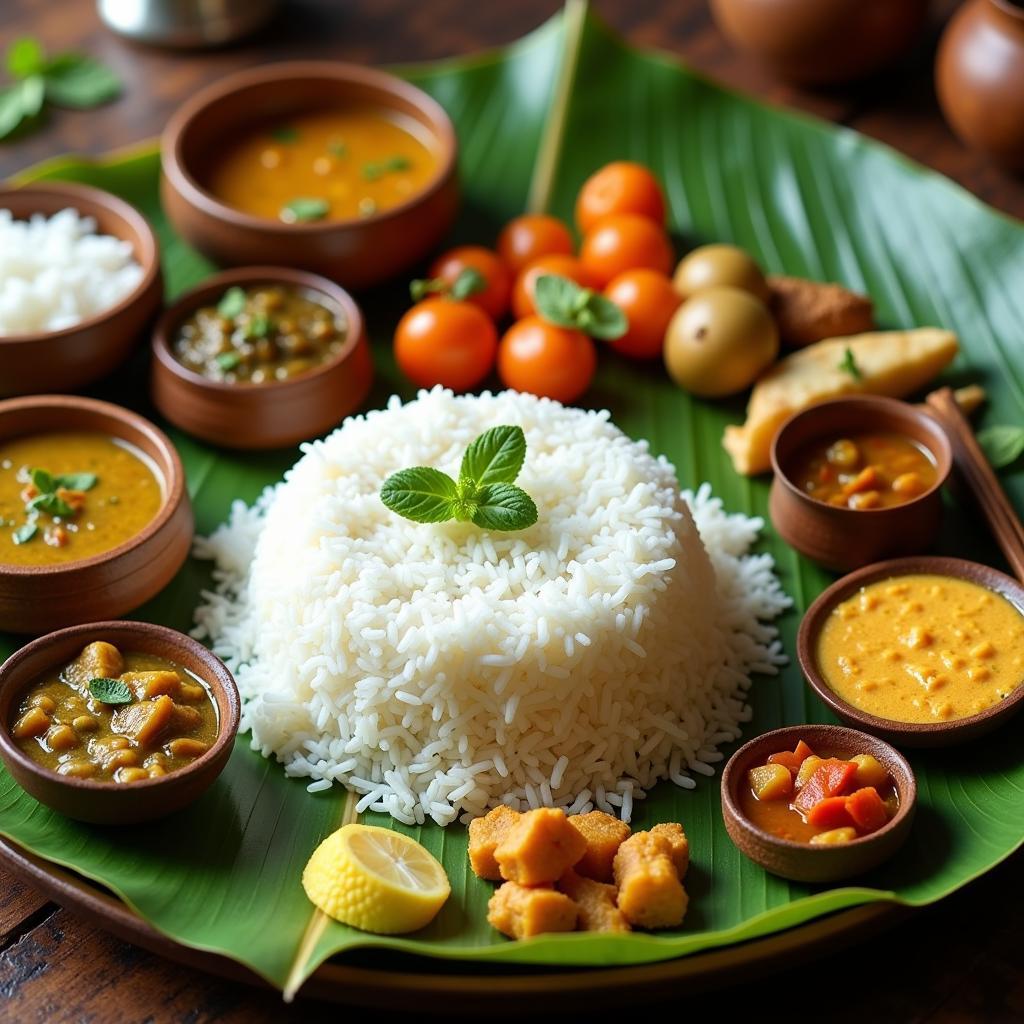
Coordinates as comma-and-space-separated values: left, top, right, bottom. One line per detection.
497, 214, 575, 274
498, 316, 596, 404
580, 213, 674, 288
511, 254, 594, 320
575, 161, 666, 233
394, 298, 498, 392
603, 268, 682, 359
428, 245, 512, 320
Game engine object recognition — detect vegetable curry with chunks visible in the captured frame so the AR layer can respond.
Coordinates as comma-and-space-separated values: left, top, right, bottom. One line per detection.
11, 641, 218, 783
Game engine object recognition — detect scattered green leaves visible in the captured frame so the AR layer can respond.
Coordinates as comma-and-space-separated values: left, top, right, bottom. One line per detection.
409, 267, 486, 303
533, 274, 627, 340
216, 287, 247, 319
8, 465, 97, 547
381, 425, 538, 531
41, 54, 121, 109
978, 425, 1024, 470
55, 472, 97, 492
30, 468, 54, 494
245, 312, 273, 340
280, 197, 330, 224
88, 677, 133, 705
362, 155, 412, 181
27, 493, 74, 517
838, 346, 863, 380
215, 352, 242, 372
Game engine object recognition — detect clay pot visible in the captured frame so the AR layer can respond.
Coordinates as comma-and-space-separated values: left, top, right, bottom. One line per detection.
710, 0, 932, 85
936, 0, 1024, 170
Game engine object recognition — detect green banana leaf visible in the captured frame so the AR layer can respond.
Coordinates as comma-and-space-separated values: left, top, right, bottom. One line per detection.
3, 1, 1024, 997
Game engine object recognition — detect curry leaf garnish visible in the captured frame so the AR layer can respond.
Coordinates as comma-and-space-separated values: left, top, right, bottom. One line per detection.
54, 472, 97, 491
41, 54, 121, 108
270, 125, 298, 144
977, 425, 1024, 470
216, 352, 242, 372
28, 492, 74, 517
280, 197, 330, 224
838, 346, 863, 380
12, 522, 36, 545
380, 426, 538, 531
409, 268, 486, 303
88, 677, 133, 705
362, 155, 411, 181
533, 274, 627, 340
30, 467, 54, 494
245, 312, 272, 340
217, 287, 246, 319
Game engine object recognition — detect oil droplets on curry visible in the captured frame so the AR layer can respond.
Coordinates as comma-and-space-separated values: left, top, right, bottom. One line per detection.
818, 574, 1024, 723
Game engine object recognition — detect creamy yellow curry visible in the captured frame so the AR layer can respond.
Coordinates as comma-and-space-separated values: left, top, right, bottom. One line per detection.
206, 108, 438, 223
11, 642, 219, 783
0, 432, 163, 567
818, 574, 1024, 723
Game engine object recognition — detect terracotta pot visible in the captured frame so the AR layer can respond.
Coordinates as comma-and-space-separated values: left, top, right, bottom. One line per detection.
711, 0, 931, 85
936, 0, 1024, 170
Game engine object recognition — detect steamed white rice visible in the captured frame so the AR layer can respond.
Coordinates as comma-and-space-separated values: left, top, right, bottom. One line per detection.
0, 207, 143, 335
193, 388, 790, 825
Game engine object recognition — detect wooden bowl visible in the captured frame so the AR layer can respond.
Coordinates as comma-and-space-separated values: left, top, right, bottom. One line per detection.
0, 183, 163, 398
721, 724, 916, 883
798, 555, 1024, 746
0, 620, 239, 824
160, 61, 459, 289
769, 395, 952, 572
150, 267, 372, 449
0, 395, 193, 634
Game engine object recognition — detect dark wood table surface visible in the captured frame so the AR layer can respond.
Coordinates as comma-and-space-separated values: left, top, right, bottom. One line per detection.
1, 0, 1022, 1020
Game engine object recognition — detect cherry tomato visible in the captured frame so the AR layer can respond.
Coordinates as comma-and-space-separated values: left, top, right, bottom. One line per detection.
511, 253, 594, 320
603, 268, 682, 360
575, 161, 666, 233
497, 214, 574, 274
428, 245, 512, 320
579, 213, 674, 288
498, 316, 596, 404
394, 298, 498, 392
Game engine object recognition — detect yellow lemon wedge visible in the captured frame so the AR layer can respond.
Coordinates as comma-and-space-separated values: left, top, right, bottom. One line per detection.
302, 823, 451, 934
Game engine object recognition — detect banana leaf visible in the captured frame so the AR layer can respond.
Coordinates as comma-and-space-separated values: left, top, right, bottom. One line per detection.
2, 1, 1024, 997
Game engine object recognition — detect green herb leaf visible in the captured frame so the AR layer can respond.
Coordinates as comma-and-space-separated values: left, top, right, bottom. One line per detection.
838, 346, 863, 380
88, 677, 132, 705
29, 467, 54, 494
12, 523, 37, 545
328, 140, 347, 157
54, 472, 97, 491
380, 467, 459, 524
7, 37, 45, 79
280, 197, 329, 224
270, 126, 298, 144
469, 483, 538, 531
977, 425, 1024, 470
28, 493, 74, 517
216, 352, 242, 372
245, 312, 272, 340
362, 156, 410, 181
459, 425, 526, 489
217, 287, 246, 319
533, 274, 627, 340
42, 53, 121, 108
385, 155, 411, 172
362, 162, 384, 182
0, 76, 45, 140
409, 268, 486, 304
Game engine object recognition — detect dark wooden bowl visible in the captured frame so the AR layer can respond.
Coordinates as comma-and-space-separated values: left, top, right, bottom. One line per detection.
160, 61, 459, 289
0, 183, 163, 397
0, 621, 239, 824
769, 395, 952, 572
0, 396, 193, 634
798, 555, 1024, 746
721, 724, 916, 884
150, 267, 372, 449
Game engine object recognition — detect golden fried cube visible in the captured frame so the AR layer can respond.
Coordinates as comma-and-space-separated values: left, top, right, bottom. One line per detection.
558, 870, 630, 933
468, 805, 521, 880
495, 807, 588, 886
649, 822, 689, 879
613, 831, 688, 930
487, 881, 577, 939
567, 810, 631, 882
65, 641, 124, 686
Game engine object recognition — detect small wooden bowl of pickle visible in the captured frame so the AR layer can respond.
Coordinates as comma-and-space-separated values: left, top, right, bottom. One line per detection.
0, 621, 239, 824
150, 266, 372, 450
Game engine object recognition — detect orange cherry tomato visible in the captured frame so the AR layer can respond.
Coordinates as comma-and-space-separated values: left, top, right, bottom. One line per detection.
497, 214, 575, 274
428, 245, 512, 321
575, 161, 666, 233
498, 316, 596, 404
579, 213, 674, 288
394, 298, 498, 392
511, 253, 594, 320
603, 268, 682, 360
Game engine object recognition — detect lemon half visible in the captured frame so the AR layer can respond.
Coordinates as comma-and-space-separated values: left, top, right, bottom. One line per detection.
302, 823, 451, 934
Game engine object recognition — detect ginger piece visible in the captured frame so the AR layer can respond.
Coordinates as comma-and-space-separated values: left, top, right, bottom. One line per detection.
468, 805, 521, 880
495, 807, 587, 886
487, 881, 577, 939
768, 275, 874, 348
558, 869, 630, 933
613, 830, 688, 930
64, 641, 124, 686
566, 810, 631, 882
649, 822, 689, 879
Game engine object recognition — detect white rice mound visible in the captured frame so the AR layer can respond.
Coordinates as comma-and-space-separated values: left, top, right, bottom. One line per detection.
0, 207, 144, 335
193, 388, 790, 826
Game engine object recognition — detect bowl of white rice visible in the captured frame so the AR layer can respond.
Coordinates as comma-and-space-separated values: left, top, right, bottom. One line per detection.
0, 182, 162, 398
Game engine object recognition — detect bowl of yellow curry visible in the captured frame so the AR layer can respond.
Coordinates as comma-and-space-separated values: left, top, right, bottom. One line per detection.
799, 556, 1024, 745
0, 395, 193, 634
160, 61, 459, 289
0, 621, 239, 823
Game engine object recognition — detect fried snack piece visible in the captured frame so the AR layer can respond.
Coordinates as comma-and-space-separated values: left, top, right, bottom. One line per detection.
495, 808, 588, 886
723, 328, 959, 475
558, 869, 631, 933
487, 881, 578, 939
567, 810, 631, 882
613, 830, 688, 929
768, 275, 874, 348
649, 822, 689, 879
468, 805, 521, 880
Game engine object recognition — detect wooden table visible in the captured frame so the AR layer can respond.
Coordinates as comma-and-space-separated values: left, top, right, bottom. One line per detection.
1, 0, 1022, 1019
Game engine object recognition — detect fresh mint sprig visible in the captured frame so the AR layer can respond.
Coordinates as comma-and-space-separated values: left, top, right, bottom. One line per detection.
380, 425, 538, 531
